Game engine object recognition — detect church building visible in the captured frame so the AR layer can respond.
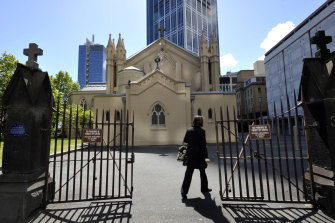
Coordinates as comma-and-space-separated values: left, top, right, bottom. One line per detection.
70, 31, 236, 145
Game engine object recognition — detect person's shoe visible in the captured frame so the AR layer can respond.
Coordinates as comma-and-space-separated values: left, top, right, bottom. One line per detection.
201, 188, 212, 193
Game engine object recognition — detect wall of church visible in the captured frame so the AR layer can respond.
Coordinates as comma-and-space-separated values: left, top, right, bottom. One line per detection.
193, 93, 237, 143
126, 40, 202, 92
94, 95, 125, 145
127, 83, 191, 146
70, 90, 104, 109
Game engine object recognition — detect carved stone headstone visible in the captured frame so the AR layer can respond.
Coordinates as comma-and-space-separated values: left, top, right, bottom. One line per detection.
299, 30, 335, 217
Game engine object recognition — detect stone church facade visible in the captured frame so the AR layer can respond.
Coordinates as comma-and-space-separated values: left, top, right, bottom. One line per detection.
70, 32, 236, 145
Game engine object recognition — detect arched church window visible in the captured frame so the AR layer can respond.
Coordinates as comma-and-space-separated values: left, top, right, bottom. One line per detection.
106, 111, 110, 122
80, 98, 87, 110
152, 104, 165, 126
197, 108, 202, 116
208, 59, 212, 85
113, 62, 117, 87
208, 108, 213, 120
116, 111, 121, 121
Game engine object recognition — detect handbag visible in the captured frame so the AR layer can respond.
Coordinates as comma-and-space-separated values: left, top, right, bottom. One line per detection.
177, 145, 187, 162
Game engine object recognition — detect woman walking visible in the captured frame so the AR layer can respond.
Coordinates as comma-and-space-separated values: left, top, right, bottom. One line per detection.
181, 116, 211, 200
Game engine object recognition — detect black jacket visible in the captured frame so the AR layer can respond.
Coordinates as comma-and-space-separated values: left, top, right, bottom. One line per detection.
183, 126, 208, 169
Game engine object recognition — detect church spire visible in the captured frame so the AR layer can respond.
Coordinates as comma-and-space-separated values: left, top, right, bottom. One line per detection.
209, 30, 218, 57
199, 30, 208, 57
106, 34, 117, 94
210, 30, 218, 46
107, 34, 116, 61
116, 33, 126, 72
116, 33, 123, 49
108, 33, 112, 46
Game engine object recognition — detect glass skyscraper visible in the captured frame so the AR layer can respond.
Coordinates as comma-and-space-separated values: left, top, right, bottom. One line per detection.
78, 36, 106, 89
147, 0, 219, 56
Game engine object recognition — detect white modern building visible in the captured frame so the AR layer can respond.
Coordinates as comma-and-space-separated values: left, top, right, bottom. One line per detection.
220, 72, 237, 93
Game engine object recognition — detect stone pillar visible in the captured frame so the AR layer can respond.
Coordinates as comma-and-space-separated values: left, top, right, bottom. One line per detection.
299, 30, 335, 217
0, 44, 53, 223
201, 58, 209, 91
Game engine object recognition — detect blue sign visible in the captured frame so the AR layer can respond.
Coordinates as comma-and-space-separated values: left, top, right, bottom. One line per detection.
9, 124, 26, 137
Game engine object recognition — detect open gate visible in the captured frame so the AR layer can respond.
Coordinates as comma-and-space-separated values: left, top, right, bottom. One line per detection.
215, 93, 314, 203
47, 102, 134, 203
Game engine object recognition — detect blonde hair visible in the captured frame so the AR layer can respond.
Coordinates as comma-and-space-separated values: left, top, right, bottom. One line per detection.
192, 116, 203, 127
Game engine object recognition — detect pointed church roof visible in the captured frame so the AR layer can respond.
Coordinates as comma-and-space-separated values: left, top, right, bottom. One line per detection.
127, 37, 199, 62
131, 68, 186, 91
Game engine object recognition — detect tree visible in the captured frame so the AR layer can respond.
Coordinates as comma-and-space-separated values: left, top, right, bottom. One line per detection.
52, 103, 94, 138
50, 70, 80, 103
49, 71, 94, 138
0, 52, 18, 106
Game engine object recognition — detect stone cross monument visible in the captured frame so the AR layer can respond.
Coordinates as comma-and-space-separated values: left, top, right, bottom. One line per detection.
0, 43, 53, 223
23, 43, 43, 69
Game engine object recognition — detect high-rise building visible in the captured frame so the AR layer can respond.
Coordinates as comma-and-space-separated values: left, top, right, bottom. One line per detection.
78, 35, 106, 89
146, 0, 219, 56
265, 0, 335, 117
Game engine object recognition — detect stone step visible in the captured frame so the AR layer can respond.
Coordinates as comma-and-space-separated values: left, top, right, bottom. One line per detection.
304, 165, 334, 187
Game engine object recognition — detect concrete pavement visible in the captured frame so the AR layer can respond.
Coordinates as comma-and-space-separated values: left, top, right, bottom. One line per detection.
28, 145, 335, 223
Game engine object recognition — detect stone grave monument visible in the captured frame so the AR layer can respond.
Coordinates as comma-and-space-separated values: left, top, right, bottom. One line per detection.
299, 30, 335, 217
0, 43, 53, 223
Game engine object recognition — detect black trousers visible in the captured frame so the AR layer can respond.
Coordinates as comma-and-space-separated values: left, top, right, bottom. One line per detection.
181, 166, 208, 195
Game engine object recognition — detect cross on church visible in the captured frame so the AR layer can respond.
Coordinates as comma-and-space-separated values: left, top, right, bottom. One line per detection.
310, 30, 332, 59
155, 57, 161, 70
158, 26, 166, 38
23, 43, 43, 69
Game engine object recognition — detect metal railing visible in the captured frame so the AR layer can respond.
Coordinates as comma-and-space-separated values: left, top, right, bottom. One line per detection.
215, 92, 314, 203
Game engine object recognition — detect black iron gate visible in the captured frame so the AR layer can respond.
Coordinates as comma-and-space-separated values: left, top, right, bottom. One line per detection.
48, 102, 134, 203
215, 92, 314, 203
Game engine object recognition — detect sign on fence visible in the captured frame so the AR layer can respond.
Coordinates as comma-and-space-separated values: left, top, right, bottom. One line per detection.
82, 129, 103, 143
249, 124, 271, 140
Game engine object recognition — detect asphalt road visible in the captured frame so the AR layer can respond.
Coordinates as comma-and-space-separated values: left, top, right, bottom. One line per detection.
28, 145, 335, 223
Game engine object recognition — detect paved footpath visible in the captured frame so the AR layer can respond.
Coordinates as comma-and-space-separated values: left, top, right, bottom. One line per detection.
28, 146, 335, 223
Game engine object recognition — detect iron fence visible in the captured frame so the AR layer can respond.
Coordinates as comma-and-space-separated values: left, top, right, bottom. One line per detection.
215, 92, 314, 203
48, 101, 134, 203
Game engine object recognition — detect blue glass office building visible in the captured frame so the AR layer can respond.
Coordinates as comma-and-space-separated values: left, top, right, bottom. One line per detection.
147, 0, 219, 56
78, 38, 106, 89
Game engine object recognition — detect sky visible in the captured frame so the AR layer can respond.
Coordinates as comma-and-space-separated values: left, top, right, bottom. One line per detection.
0, 0, 328, 81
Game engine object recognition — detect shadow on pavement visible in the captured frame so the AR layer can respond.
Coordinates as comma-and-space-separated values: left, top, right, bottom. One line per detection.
222, 203, 333, 223
28, 200, 132, 223
184, 193, 230, 223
